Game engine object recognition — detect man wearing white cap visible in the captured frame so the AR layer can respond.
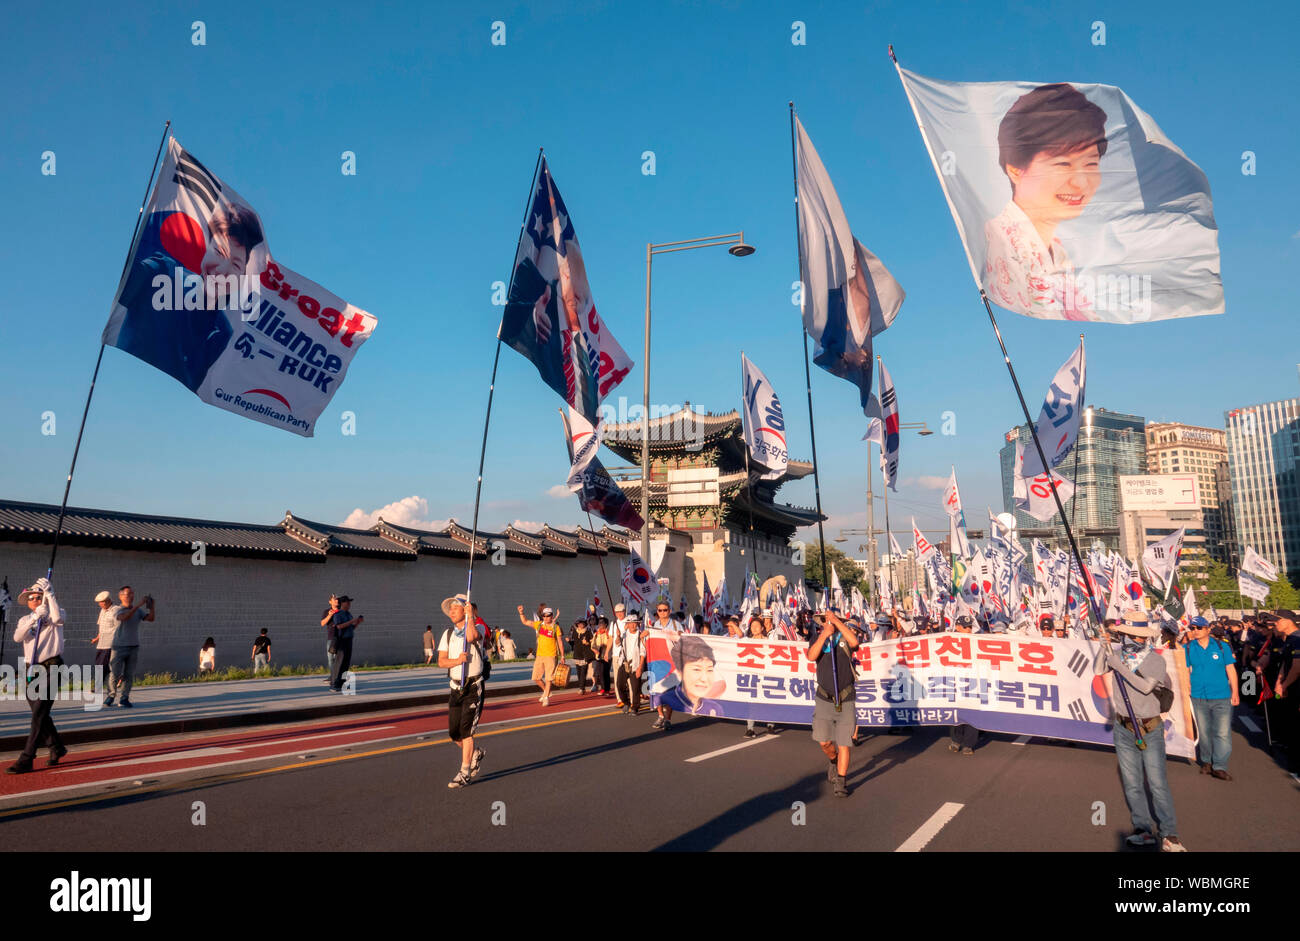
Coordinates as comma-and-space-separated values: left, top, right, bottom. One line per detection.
439, 593, 486, 788
89, 590, 117, 696
1095, 610, 1186, 852
609, 602, 629, 707
518, 603, 564, 706
7, 578, 69, 774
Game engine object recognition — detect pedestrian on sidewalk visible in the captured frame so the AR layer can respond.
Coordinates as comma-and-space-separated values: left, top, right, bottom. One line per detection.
1096, 611, 1187, 852
7, 578, 69, 774
807, 610, 859, 798
251, 628, 272, 675
109, 585, 154, 708
518, 603, 564, 706
423, 625, 435, 665
617, 612, 646, 715
321, 595, 341, 681
439, 593, 486, 789
89, 590, 117, 694
499, 630, 517, 660
199, 637, 216, 673
329, 596, 363, 692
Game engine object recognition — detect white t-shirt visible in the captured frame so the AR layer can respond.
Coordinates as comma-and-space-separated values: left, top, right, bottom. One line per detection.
95, 607, 119, 650
438, 627, 483, 689
622, 629, 644, 666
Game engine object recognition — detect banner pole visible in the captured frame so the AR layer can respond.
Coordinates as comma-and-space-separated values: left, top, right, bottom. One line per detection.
877, 355, 898, 607
584, 511, 617, 621
464, 148, 545, 634
48, 119, 171, 581
788, 102, 830, 592
739, 352, 756, 535
890, 49, 1143, 742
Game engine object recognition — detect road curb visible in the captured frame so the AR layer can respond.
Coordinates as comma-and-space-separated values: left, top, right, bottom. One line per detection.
0, 681, 548, 752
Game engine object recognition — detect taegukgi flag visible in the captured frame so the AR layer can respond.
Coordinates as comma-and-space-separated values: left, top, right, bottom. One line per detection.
794, 116, 905, 415
102, 138, 377, 437
740, 354, 788, 481
499, 157, 633, 423
1142, 526, 1185, 592
1020, 341, 1086, 478
896, 68, 1222, 323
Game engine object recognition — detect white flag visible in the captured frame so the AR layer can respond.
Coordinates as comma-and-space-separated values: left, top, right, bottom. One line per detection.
740, 353, 789, 481
1238, 571, 1270, 604
564, 407, 605, 492
1142, 527, 1185, 592
913, 517, 937, 563
1020, 342, 1086, 478
1013, 439, 1075, 521
1242, 546, 1279, 582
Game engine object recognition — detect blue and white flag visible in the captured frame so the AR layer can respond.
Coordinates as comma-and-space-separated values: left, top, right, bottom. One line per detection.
1020, 342, 1086, 478
102, 138, 378, 437
500, 157, 633, 423
795, 116, 905, 415
740, 353, 789, 481
896, 68, 1222, 323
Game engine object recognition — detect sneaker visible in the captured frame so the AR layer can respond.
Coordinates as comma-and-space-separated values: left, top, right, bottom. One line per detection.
833, 774, 849, 798
827, 760, 838, 782
660, 720, 671, 732
5, 761, 34, 775
621, 706, 630, 715
1199, 762, 1212, 775
541, 696, 549, 706
447, 770, 472, 789
1161, 836, 1188, 853
469, 748, 486, 778
948, 742, 961, 753
48, 745, 68, 767
651, 717, 664, 730
538, 694, 546, 703
103, 696, 115, 706
743, 728, 756, 739
120, 700, 133, 708
1125, 831, 1157, 847
1211, 769, 1233, 781
961, 746, 974, 756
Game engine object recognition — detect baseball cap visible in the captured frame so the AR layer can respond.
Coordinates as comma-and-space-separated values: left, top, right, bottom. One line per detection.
613, 603, 626, 612
1188, 616, 1210, 628
94, 590, 112, 603
1260, 609, 1297, 624
542, 607, 555, 616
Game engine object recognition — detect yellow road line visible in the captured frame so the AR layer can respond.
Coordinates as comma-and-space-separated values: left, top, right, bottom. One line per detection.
0, 708, 622, 819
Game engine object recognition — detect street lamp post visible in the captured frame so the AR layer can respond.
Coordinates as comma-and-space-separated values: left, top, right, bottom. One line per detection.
863, 421, 933, 603
641, 233, 755, 556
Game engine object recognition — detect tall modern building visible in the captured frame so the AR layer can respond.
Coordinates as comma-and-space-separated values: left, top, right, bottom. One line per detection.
1225, 397, 1300, 584
1000, 407, 1146, 549
1145, 422, 1228, 560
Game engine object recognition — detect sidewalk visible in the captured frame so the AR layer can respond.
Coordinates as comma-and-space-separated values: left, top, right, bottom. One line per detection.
0, 662, 543, 751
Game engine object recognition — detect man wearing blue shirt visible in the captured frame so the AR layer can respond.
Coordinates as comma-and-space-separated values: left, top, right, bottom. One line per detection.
1182, 616, 1239, 780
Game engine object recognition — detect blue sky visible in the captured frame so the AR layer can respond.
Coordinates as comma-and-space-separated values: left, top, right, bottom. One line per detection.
2, 0, 1297, 555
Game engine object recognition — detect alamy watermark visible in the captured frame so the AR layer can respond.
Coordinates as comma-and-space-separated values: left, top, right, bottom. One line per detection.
0, 661, 105, 711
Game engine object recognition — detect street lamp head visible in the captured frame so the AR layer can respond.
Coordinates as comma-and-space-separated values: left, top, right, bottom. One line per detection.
918, 428, 934, 436
833, 536, 847, 543
728, 241, 755, 257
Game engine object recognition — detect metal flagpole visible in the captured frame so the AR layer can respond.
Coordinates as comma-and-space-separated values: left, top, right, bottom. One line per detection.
866, 441, 877, 605
788, 102, 830, 592
739, 352, 755, 534
48, 119, 171, 581
889, 48, 1145, 743
877, 356, 898, 607
584, 510, 617, 621
464, 148, 546, 656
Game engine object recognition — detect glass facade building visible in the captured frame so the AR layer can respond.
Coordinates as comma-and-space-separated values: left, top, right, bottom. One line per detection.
1225, 397, 1300, 583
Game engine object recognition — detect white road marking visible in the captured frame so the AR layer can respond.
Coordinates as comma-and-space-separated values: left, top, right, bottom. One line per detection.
1012, 735, 1031, 746
685, 734, 780, 763
1239, 716, 1261, 734
896, 802, 965, 852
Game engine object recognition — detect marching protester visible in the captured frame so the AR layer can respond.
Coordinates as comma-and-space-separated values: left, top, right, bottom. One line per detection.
590, 617, 612, 695
109, 585, 155, 708
518, 603, 564, 706
947, 615, 979, 755
1181, 616, 1238, 779
199, 637, 216, 673
617, 611, 646, 715
1259, 609, 1300, 769
7, 578, 69, 774
806, 609, 859, 798
569, 617, 596, 694
651, 601, 680, 731
328, 596, 364, 692
610, 603, 629, 708
1095, 611, 1186, 852
438, 593, 486, 789
251, 628, 272, 674
89, 590, 117, 692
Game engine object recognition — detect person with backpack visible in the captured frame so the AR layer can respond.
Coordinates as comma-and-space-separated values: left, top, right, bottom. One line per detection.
1095, 610, 1186, 852
1181, 616, 1239, 780
438, 593, 487, 789
805, 610, 859, 798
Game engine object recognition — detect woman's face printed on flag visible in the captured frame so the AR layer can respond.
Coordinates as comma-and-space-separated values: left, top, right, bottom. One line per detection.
1006, 145, 1101, 227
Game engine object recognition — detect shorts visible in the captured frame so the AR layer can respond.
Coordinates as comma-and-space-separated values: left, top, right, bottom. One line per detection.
448, 679, 484, 743
424, 648, 433, 658
532, 656, 557, 682
812, 696, 856, 748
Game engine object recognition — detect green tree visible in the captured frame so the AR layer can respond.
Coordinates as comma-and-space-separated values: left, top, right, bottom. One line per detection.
801, 542, 867, 597
1184, 559, 1300, 612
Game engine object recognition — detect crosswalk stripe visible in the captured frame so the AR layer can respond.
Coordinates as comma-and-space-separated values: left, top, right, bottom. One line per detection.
896, 802, 965, 852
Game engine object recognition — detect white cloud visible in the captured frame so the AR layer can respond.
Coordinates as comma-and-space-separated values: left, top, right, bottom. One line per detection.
545, 484, 571, 498
914, 475, 948, 490
511, 519, 547, 534
340, 496, 452, 531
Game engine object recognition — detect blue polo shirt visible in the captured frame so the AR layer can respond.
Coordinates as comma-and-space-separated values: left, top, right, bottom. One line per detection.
1185, 637, 1236, 700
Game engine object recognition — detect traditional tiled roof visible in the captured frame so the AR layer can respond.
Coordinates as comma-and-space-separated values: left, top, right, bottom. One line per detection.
603, 405, 742, 455
374, 519, 487, 558
282, 515, 418, 559
0, 499, 324, 560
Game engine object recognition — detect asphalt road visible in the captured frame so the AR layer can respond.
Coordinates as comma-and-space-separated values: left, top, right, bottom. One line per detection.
3, 694, 1296, 852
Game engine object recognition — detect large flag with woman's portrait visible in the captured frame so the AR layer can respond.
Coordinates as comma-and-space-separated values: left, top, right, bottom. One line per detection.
896, 68, 1223, 324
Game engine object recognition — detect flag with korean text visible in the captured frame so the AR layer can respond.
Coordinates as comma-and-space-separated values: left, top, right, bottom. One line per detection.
1019, 342, 1085, 478
740, 353, 789, 481
102, 138, 377, 437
